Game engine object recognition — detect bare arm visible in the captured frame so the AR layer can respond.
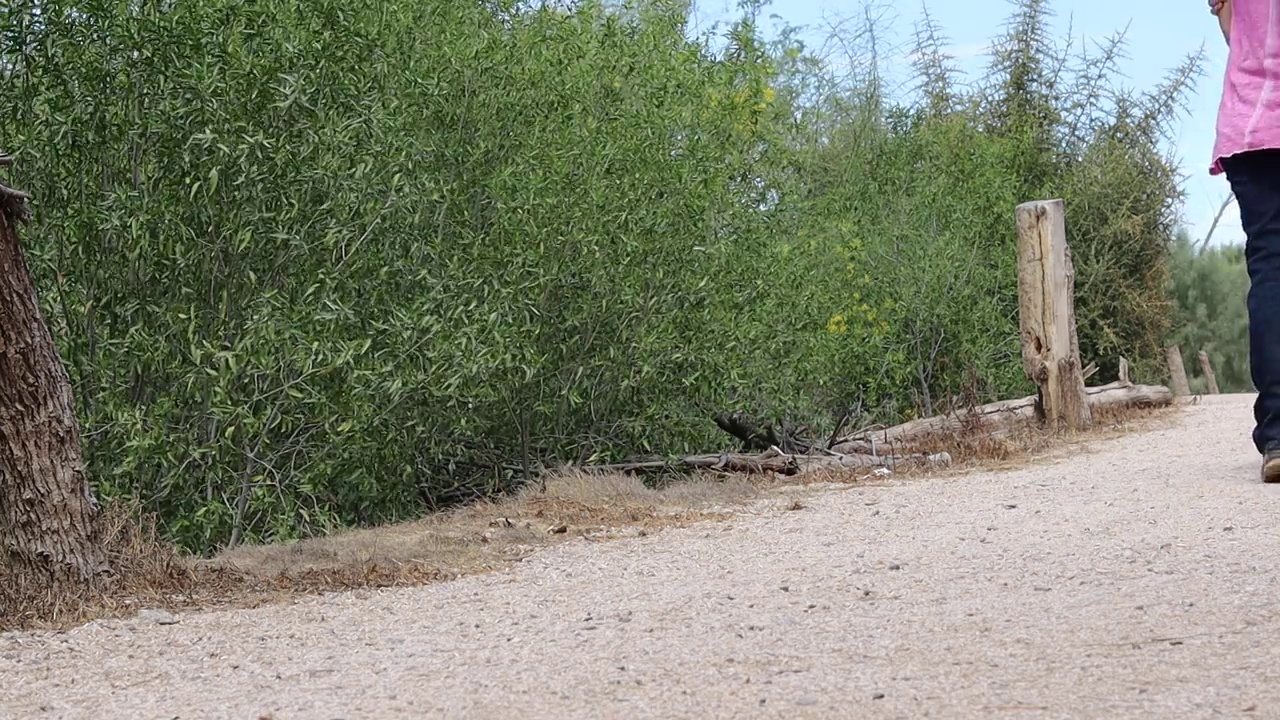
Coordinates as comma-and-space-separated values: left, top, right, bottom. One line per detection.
1211, 0, 1232, 44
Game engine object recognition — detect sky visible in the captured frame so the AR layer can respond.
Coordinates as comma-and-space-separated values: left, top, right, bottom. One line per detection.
691, 0, 1238, 247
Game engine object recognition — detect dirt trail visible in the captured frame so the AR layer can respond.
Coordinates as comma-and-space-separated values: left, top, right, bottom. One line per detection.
6, 395, 1280, 720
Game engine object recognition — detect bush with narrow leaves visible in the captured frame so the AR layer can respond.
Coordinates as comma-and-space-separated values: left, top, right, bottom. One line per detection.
0, 0, 1196, 552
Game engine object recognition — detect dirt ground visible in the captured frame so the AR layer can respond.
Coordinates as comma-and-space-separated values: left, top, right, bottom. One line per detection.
5, 394, 1280, 719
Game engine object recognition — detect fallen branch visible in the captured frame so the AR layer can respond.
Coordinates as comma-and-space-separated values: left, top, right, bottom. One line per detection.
583, 446, 952, 478
1083, 362, 1099, 382
831, 381, 1173, 455
603, 378, 1174, 482
712, 412, 781, 452
712, 412, 814, 454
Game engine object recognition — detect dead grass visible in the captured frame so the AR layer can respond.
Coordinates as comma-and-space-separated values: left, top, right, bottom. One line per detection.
917, 402, 1175, 474
1, 501, 193, 632
1, 402, 1179, 633
213, 471, 755, 579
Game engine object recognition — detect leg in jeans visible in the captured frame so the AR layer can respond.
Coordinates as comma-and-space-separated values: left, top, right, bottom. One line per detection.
1224, 149, 1280, 456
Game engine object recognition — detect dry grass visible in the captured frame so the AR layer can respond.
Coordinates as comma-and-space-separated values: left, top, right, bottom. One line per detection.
1, 402, 1179, 633
917, 402, 1175, 473
213, 471, 756, 579
1, 501, 193, 632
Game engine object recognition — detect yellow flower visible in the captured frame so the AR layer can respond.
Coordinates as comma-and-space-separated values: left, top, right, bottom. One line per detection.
826, 314, 849, 335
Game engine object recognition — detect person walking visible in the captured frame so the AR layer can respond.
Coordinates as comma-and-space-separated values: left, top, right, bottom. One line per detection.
1210, 0, 1280, 480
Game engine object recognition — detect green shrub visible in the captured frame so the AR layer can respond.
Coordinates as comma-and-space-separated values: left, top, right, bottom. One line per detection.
1169, 231, 1251, 393
0, 0, 1198, 552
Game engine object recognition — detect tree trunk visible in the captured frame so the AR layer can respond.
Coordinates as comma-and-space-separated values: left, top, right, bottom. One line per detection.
0, 167, 108, 593
1165, 345, 1191, 398
1198, 350, 1221, 395
1015, 199, 1093, 431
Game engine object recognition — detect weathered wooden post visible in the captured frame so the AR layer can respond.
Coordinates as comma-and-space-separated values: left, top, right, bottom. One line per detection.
1198, 350, 1221, 395
1015, 199, 1093, 430
1165, 345, 1191, 397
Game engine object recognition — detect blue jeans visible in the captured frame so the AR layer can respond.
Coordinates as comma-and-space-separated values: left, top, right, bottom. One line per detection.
1223, 149, 1280, 454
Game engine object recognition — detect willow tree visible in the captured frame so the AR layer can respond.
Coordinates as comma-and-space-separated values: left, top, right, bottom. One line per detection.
0, 153, 107, 599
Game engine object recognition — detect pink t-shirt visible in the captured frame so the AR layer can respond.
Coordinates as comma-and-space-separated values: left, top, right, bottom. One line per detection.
1212, 0, 1280, 174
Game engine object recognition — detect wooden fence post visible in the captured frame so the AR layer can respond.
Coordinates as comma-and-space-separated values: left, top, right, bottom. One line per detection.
1015, 199, 1093, 430
1166, 345, 1191, 397
1198, 350, 1221, 395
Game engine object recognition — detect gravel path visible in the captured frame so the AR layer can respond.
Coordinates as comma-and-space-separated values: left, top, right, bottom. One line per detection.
6, 394, 1280, 720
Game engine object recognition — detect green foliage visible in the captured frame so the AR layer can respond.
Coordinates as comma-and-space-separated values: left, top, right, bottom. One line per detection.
0, 0, 1196, 552
778, 0, 1196, 415
1169, 230, 1251, 393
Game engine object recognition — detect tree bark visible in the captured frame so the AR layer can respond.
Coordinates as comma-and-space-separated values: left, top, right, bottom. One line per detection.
1198, 350, 1221, 395
0, 171, 108, 594
1166, 345, 1191, 398
1015, 199, 1093, 431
